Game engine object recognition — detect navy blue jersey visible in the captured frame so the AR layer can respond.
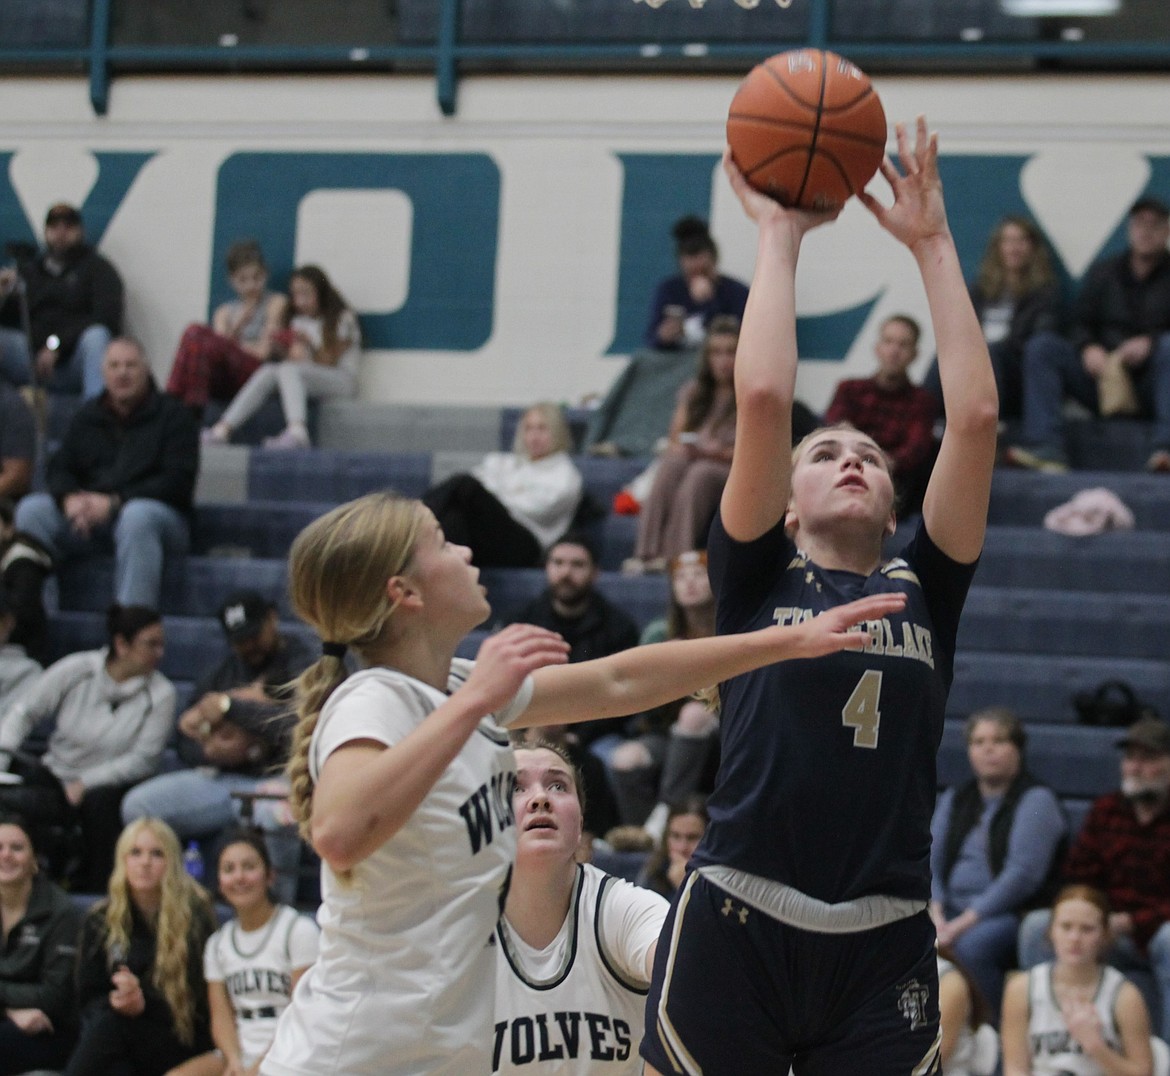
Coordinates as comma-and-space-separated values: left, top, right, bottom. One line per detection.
691, 513, 977, 904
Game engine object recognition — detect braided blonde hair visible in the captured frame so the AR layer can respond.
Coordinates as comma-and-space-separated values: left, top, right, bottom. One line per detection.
104, 817, 212, 1046
286, 493, 424, 838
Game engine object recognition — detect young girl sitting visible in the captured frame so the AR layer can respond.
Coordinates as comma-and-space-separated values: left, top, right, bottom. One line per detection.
1001, 884, 1154, 1076
204, 265, 360, 450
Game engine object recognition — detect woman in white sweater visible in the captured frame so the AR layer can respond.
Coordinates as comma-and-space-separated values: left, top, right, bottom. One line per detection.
0, 605, 175, 890
422, 402, 583, 568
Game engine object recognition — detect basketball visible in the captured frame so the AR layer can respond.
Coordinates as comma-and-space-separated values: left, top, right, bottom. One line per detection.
726, 49, 887, 211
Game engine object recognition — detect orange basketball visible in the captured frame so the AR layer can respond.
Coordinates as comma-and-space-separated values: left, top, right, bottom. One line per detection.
726, 49, 887, 211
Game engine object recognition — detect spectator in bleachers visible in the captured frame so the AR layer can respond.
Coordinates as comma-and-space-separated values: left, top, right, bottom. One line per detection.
610, 551, 719, 829
0, 585, 39, 707
1005, 196, 1170, 474
165, 239, 288, 419
1003, 884, 1155, 1076
923, 215, 1063, 420
0, 203, 123, 398
930, 707, 1067, 1021
623, 317, 738, 575
203, 264, 360, 450
1017, 714, 1170, 1038
824, 313, 939, 516
644, 216, 748, 350
68, 817, 218, 1076
0, 605, 175, 893
423, 402, 583, 569
5, 338, 197, 651
121, 590, 317, 903
0, 812, 81, 1075
636, 795, 708, 900
0, 384, 35, 502
200, 829, 319, 1076
503, 532, 639, 753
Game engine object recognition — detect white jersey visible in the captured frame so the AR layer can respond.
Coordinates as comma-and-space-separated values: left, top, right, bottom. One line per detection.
205, 905, 320, 1068
1027, 962, 1125, 1076
262, 660, 533, 1076
493, 863, 668, 1075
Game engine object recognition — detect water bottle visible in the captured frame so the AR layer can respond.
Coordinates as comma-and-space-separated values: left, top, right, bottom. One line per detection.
182, 840, 204, 883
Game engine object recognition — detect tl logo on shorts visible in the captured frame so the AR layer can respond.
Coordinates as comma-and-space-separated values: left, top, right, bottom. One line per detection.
895, 979, 930, 1031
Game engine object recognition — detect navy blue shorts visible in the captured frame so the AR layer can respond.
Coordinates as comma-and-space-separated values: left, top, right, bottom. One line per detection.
640, 872, 941, 1075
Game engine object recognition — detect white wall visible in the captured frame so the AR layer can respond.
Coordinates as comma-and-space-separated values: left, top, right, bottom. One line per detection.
2, 71, 1169, 411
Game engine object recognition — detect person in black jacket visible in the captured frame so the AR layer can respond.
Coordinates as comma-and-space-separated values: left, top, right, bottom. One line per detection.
121, 591, 318, 903
0, 812, 81, 1074
0, 202, 123, 398
5, 337, 198, 655
67, 817, 217, 1076
1006, 195, 1170, 473
502, 532, 640, 757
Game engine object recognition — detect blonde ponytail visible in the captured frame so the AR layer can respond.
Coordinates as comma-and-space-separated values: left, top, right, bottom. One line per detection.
284, 493, 424, 839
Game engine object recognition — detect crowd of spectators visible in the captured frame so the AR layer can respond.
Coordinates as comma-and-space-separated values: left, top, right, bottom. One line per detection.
0, 193, 1166, 1073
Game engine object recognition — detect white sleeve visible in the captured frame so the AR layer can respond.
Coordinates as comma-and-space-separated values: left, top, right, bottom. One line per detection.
287, 912, 320, 968
495, 674, 535, 728
598, 874, 669, 987
310, 677, 425, 779
203, 928, 225, 983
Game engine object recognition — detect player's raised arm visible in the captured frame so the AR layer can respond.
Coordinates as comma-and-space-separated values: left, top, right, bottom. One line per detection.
720, 153, 839, 542
860, 117, 998, 563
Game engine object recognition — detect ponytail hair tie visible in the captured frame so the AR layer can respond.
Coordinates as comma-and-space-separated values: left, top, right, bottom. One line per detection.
322, 641, 348, 660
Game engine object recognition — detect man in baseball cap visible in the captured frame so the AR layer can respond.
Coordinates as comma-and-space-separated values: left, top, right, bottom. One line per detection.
1018, 712, 1170, 1036
121, 589, 317, 900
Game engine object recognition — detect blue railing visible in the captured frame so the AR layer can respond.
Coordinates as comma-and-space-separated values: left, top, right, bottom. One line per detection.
0, 0, 1168, 117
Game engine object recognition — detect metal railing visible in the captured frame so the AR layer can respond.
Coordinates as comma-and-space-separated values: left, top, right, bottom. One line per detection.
0, 0, 1168, 117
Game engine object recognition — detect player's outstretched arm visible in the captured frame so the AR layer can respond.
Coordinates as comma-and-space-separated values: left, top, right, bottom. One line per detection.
312, 625, 568, 871
515, 591, 905, 730
720, 151, 838, 543
860, 116, 998, 564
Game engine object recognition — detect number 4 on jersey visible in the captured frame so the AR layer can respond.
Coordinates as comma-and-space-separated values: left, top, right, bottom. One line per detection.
842, 669, 882, 748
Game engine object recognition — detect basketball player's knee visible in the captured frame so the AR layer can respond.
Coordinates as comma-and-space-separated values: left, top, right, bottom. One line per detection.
611, 740, 653, 771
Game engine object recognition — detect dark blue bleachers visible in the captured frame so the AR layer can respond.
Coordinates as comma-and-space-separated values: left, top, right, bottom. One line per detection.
958, 587, 1170, 660
193, 501, 332, 557
988, 469, 1170, 530
938, 720, 1121, 801
948, 651, 1170, 725
247, 449, 432, 503
57, 556, 293, 618
973, 527, 1170, 593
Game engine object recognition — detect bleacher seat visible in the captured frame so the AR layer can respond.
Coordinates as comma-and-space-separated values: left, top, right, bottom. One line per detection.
193, 501, 332, 557
958, 587, 1170, 660
988, 468, 1170, 530
973, 527, 1170, 592
247, 449, 432, 503
56, 556, 293, 617
938, 720, 1122, 800
947, 651, 1170, 725
481, 568, 669, 631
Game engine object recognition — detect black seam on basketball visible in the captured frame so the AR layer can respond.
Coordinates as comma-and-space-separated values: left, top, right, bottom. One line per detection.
796, 54, 827, 207
819, 87, 876, 113
760, 59, 824, 112
729, 114, 885, 149
819, 151, 855, 193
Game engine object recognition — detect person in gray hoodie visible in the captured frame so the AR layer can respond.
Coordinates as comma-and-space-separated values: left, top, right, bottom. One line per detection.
0, 605, 174, 891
